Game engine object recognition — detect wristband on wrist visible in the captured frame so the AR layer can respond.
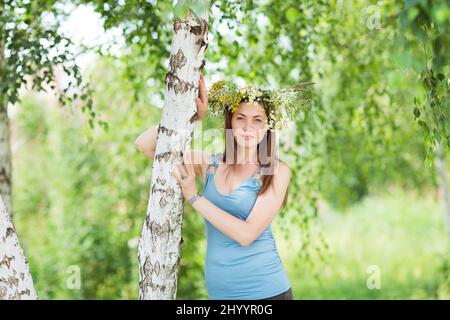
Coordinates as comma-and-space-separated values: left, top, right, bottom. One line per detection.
188, 192, 203, 205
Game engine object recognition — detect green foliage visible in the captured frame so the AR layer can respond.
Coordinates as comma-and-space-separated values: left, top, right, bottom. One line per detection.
285, 189, 449, 299
174, 0, 210, 19
396, 0, 449, 165
0, 0, 101, 128
8, 0, 449, 299
12, 59, 150, 298
74, 0, 175, 105
12, 55, 214, 299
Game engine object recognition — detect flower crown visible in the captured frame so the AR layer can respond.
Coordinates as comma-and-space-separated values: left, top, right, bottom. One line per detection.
206, 80, 314, 129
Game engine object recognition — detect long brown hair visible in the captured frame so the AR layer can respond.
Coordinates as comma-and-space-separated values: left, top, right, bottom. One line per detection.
219, 99, 289, 210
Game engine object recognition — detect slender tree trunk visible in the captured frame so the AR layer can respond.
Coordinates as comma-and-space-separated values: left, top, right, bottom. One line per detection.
0, 194, 38, 299
137, 8, 209, 300
0, 98, 11, 218
436, 142, 450, 242
0, 34, 12, 218
0, 5, 37, 300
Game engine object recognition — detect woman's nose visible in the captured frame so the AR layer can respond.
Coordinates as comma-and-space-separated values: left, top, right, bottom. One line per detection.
243, 119, 253, 130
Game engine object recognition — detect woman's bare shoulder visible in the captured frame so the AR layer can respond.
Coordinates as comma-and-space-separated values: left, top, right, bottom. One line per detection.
274, 159, 292, 180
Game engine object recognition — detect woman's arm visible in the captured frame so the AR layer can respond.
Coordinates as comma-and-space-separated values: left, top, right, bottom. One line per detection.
134, 128, 210, 181
134, 125, 158, 159
172, 154, 291, 242
134, 73, 208, 160
192, 197, 250, 246
191, 162, 291, 247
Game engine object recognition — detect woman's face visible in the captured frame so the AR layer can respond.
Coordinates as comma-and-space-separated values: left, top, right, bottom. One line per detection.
231, 101, 268, 148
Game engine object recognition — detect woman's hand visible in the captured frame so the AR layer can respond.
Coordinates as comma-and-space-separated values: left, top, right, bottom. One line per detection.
195, 73, 208, 122
171, 152, 198, 200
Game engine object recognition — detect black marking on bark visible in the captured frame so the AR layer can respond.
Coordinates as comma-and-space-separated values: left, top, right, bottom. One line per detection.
190, 17, 208, 36
19, 288, 30, 296
156, 176, 167, 186
140, 278, 150, 295
190, 25, 203, 35
166, 71, 194, 95
165, 186, 175, 199
169, 48, 186, 74
145, 216, 152, 232
143, 256, 153, 275
161, 220, 170, 235
149, 282, 170, 294
159, 196, 168, 208
200, 18, 208, 34
140, 257, 152, 296
200, 58, 206, 70
173, 18, 182, 33
5, 227, 15, 238
158, 124, 176, 136
0, 168, 10, 185
189, 112, 199, 124
196, 37, 207, 49
0, 286, 6, 299
0, 255, 14, 269
148, 220, 171, 248
154, 151, 182, 163
151, 187, 169, 196
7, 276, 18, 287
189, 19, 208, 38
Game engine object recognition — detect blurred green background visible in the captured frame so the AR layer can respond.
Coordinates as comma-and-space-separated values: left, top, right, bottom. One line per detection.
3, 0, 449, 299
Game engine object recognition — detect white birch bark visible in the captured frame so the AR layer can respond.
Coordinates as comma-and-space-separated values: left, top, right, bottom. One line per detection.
0, 194, 38, 299
0, 36, 13, 217
137, 8, 209, 300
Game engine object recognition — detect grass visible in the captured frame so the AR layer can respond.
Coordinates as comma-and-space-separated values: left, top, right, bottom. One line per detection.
275, 186, 450, 299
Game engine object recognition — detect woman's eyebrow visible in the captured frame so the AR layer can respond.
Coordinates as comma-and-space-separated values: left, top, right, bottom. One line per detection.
237, 113, 263, 118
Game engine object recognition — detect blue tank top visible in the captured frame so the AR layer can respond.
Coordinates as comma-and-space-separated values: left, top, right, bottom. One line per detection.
201, 152, 291, 300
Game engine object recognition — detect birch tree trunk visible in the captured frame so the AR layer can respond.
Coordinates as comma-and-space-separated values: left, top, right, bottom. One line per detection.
0, 37, 13, 217
137, 8, 209, 300
0, 194, 38, 299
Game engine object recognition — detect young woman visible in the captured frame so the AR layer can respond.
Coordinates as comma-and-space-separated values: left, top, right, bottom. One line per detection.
135, 73, 293, 300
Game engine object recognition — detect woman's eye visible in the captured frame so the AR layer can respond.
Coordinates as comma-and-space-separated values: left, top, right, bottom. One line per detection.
237, 117, 243, 120
255, 119, 262, 123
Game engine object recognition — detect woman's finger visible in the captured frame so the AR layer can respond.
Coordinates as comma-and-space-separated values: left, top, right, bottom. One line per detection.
171, 170, 179, 183
177, 163, 188, 178
199, 75, 206, 104
197, 82, 203, 103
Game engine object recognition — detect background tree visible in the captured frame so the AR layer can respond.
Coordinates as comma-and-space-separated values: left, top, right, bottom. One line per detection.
0, 0, 102, 217
0, 194, 37, 299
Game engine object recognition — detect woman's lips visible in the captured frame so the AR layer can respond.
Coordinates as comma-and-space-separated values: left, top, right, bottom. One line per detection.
242, 135, 253, 140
